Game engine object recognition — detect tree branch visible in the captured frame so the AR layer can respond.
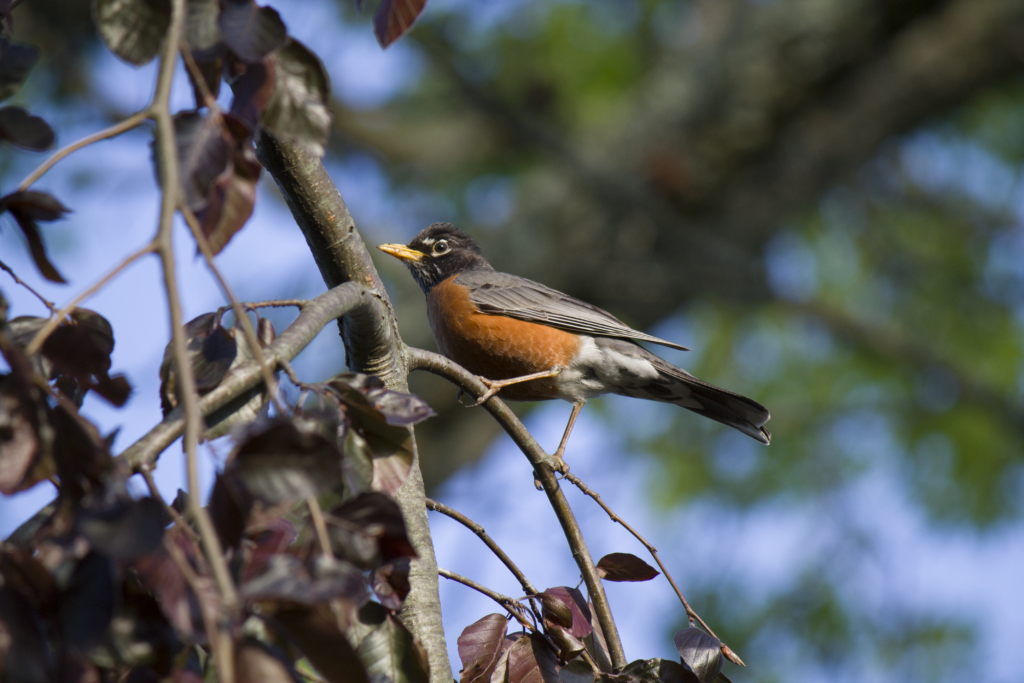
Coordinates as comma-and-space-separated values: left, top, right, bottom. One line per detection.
119, 282, 374, 471
561, 472, 743, 667
254, 134, 451, 682
437, 568, 531, 628
426, 497, 538, 596
407, 347, 628, 671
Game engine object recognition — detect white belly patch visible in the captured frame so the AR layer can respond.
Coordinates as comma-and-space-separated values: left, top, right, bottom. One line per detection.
550, 336, 660, 402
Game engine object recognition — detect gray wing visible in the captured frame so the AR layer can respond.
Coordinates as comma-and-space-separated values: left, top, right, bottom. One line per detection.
457, 270, 689, 351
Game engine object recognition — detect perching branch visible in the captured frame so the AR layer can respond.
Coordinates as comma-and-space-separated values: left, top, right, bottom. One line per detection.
406, 347, 628, 671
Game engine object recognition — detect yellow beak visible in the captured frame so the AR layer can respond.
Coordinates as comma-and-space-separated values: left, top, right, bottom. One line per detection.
377, 243, 425, 262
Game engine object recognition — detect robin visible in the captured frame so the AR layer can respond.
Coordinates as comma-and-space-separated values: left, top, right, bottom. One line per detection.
378, 223, 770, 466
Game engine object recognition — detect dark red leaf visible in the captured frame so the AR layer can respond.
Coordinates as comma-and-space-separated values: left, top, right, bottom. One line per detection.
160, 312, 237, 415
329, 372, 435, 427
507, 633, 560, 683
77, 496, 167, 560
219, 1, 287, 63
230, 420, 343, 504
42, 308, 133, 406
541, 587, 591, 638
272, 605, 370, 683
208, 471, 253, 548
621, 659, 699, 683
0, 190, 71, 283
0, 549, 58, 618
373, 0, 428, 49
260, 39, 331, 157
557, 657, 594, 683
0, 36, 40, 101
188, 56, 223, 105
171, 112, 233, 213
229, 58, 276, 127
198, 141, 260, 255
243, 517, 296, 582
241, 554, 368, 605
357, 612, 430, 683
93, 0, 172, 66
235, 637, 298, 682
0, 378, 51, 495
673, 628, 723, 683
0, 586, 54, 682
0, 106, 54, 150
371, 557, 412, 610
595, 552, 660, 582
49, 403, 113, 500
327, 491, 416, 569
59, 551, 115, 651
134, 531, 218, 640
184, 0, 222, 59
537, 591, 572, 630
457, 613, 508, 683
583, 598, 611, 673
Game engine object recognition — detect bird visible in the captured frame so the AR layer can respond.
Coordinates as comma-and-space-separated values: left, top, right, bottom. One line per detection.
378, 223, 770, 467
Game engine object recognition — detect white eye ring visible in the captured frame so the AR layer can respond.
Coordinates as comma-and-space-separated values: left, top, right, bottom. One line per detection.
433, 240, 450, 255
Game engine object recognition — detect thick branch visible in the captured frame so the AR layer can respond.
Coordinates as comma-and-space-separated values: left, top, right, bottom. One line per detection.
254, 134, 450, 682
407, 347, 628, 671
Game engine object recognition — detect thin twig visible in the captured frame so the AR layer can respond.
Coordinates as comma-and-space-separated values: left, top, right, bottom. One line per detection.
426, 497, 544, 626
17, 110, 150, 191
306, 495, 334, 560
563, 471, 744, 667
139, 464, 200, 542
425, 498, 537, 596
152, 3, 234, 680
0, 260, 56, 312
438, 567, 532, 629
179, 43, 218, 110
24, 242, 155, 355
164, 532, 222, 659
407, 347, 627, 671
119, 282, 372, 472
179, 204, 283, 414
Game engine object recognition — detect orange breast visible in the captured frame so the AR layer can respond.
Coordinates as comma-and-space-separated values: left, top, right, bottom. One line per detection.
427, 276, 581, 400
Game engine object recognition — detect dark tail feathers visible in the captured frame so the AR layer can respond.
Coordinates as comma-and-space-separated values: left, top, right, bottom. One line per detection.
618, 354, 771, 445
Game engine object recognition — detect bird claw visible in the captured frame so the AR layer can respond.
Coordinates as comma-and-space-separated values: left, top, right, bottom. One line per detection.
470, 383, 501, 407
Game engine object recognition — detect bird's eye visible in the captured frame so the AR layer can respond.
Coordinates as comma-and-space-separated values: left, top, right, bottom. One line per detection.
433, 240, 450, 255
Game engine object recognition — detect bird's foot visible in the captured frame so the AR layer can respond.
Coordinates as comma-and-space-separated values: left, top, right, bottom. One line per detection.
533, 455, 570, 489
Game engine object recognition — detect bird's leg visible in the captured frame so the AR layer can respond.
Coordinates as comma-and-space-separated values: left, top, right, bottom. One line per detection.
533, 400, 584, 488
470, 366, 563, 406
552, 400, 585, 469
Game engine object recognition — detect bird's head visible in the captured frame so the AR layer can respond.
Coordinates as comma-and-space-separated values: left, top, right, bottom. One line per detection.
378, 223, 493, 293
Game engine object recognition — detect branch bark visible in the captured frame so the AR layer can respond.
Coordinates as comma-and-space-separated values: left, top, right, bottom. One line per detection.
255, 134, 451, 682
